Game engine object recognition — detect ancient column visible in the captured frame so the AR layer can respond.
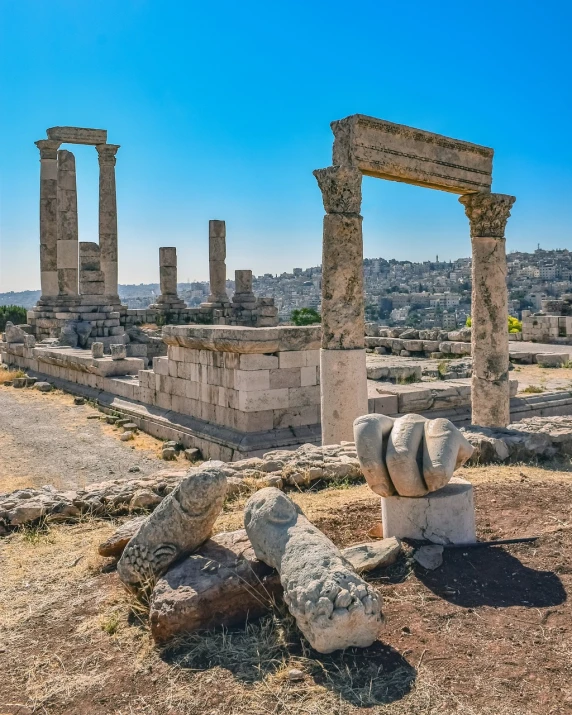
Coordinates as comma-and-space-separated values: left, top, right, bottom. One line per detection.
35, 139, 61, 298
313, 166, 368, 445
95, 143, 120, 298
159, 247, 178, 300
56, 150, 79, 296
232, 269, 256, 305
459, 192, 516, 428
79, 242, 105, 297
207, 220, 229, 304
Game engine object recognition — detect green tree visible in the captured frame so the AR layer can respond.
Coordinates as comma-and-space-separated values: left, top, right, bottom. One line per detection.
0, 305, 27, 332
291, 307, 321, 326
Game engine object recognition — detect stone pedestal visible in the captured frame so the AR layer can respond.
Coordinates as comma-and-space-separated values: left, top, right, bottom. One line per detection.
35, 139, 61, 298
314, 166, 368, 444
460, 192, 515, 428
232, 270, 256, 307
96, 144, 120, 299
381, 477, 476, 545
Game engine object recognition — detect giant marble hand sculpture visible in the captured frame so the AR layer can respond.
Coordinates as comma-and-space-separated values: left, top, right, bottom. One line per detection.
353, 414, 474, 498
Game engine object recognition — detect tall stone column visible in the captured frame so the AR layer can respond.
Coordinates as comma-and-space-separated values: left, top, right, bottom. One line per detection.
95, 143, 120, 298
35, 139, 61, 298
313, 166, 368, 445
56, 150, 79, 296
159, 247, 178, 300
207, 220, 229, 304
459, 192, 516, 428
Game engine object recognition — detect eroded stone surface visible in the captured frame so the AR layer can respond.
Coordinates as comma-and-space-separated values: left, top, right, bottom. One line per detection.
244, 488, 382, 653
117, 467, 227, 592
354, 413, 474, 497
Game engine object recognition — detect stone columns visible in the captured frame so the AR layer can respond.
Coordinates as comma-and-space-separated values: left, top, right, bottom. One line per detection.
313, 166, 368, 444
35, 139, 61, 297
96, 144, 120, 298
459, 192, 516, 428
56, 150, 79, 295
207, 220, 229, 305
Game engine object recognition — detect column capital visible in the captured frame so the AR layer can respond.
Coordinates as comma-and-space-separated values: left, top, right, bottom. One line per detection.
35, 139, 61, 159
95, 143, 120, 165
459, 192, 516, 238
313, 165, 362, 215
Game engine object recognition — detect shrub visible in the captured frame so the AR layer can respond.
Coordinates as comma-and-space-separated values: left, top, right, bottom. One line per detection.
466, 315, 522, 333
0, 305, 27, 332
291, 308, 321, 326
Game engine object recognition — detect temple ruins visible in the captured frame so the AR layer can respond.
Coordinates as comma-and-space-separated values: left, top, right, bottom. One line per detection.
314, 114, 515, 441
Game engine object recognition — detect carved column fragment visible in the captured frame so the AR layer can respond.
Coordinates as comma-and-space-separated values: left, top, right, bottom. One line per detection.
313, 166, 368, 444
207, 220, 229, 305
459, 192, 516, 428
35, 139, 61, 297
96, 144, 120, 298
56, 149, 79, 295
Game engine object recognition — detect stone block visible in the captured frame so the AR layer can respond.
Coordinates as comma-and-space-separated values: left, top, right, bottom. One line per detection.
91, 342, 104, 358
288, 385, 320, 408
273, 405, 320, 428
234, 369, 271, 392
149, 529, 281, 643
300, 365, 318, 386
536, 353, 569, 367
239, 353, 279, 371
368, 394, 399, 414
381, 477, 476, 544
232, 409, 274, 432
238, 388, 290, 412
110, 344, 127, 360
269, 367, 302, 389
47, 126, 107, 144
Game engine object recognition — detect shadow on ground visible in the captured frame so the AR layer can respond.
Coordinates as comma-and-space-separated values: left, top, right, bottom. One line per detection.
160, 612, 416, 707
415, 545, 567, 608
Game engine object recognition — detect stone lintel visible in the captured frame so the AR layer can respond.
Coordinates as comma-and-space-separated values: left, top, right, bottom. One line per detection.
47, 126, 107, 145
162, 325, 321, 353
331, 114, 493, 194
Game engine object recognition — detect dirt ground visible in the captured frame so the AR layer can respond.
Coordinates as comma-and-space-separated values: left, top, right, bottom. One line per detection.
513, 363, 572, 394
1, 462, 571, 715
0, 383, 176, 493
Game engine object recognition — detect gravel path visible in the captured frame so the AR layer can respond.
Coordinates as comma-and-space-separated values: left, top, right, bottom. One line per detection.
0, 386, 166, 493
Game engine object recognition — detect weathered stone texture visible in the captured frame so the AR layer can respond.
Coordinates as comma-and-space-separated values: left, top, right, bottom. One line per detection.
47, 126, 107, 144
244, 488, 382, 653
331, 114, 493, 194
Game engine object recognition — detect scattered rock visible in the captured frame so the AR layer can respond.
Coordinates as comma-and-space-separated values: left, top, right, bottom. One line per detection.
149, 529, 281, 643
98, 516, 147, 557
12, 378, 26, 388
288, 669, 305, 682
129, 489, 162, 511
128, 465, 141, 473
413, 545, 444, 570
342, 538, 402, 573
162, 447, 177, 460
184, 448, 201, 462
34, 381, 52, 392
120, 431, 134, 442
73, 397, 85, 405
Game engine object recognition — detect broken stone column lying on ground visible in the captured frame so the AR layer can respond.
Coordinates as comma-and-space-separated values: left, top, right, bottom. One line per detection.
354, 413, 476, 544
118, 466, 227, 592
244, 487, 382, 653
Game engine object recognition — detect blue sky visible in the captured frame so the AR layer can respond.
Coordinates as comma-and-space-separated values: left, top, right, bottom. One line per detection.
0, 0, 571, 292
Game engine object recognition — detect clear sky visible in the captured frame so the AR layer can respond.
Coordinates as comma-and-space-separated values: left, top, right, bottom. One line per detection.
0, 0, 571, 292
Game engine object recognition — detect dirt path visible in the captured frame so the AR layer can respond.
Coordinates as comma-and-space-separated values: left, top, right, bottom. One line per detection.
0, 385, 167, 493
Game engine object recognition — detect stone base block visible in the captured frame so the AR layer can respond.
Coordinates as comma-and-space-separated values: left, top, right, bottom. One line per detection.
320, 348, 368, 445
381, 477, 476, 545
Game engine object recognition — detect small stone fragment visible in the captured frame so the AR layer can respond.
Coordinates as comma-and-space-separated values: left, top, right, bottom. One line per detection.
184, 448, 201, 462
162, 447, 177, 460
288, 669, 305, 682
342, 538, 402, 573
120, 431, 134, 441
130, 489, 162, 511
413, 545, 444, 570
74, 396, 85, 405
34, 382, 52, 392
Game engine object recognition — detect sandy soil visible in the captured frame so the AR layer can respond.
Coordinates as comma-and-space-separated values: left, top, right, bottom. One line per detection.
1, 462, 571, 714
0, 384, 171, 493
512, 363, 572, 394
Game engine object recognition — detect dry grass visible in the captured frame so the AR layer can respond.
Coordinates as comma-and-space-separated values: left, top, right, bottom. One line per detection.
2, 466, 572, 713
0, 367, 25, 384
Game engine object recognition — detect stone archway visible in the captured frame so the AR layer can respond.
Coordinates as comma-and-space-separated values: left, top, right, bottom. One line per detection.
314, 114, 515, 444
